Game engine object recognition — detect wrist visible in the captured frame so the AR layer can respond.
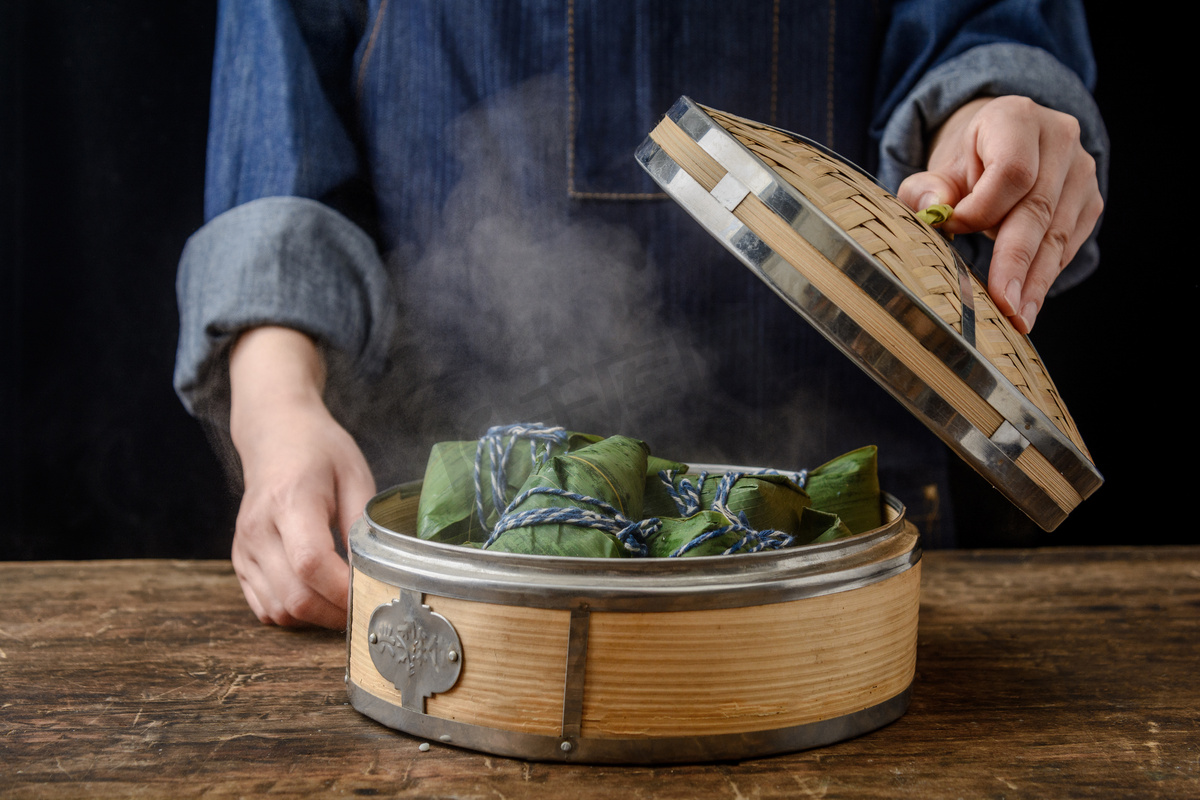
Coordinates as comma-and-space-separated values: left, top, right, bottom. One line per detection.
229, 326, 328, 449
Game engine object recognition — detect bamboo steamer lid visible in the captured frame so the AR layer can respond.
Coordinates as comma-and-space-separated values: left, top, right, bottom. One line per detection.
636, 97, 1101, 531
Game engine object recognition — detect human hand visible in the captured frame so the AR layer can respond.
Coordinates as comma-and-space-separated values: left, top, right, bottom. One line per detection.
898, 95, 1103, 334
229, 327, 375, 628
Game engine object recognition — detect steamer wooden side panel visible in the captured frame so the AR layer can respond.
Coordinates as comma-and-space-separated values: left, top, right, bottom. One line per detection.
580, 565, 919, 738
346, 482, 921, 763
350, 570, 570, 736
349, 565, 919, 743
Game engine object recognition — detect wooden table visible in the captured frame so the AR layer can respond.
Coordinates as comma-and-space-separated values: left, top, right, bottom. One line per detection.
2, 548, 1197, 798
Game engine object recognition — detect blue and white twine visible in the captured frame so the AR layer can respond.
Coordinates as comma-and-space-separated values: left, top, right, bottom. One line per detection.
472, 424, 807, 558
658, 469, 709, 518
666, 471, 800, 557
483, 486, 658, 556
473, 423, 568, 531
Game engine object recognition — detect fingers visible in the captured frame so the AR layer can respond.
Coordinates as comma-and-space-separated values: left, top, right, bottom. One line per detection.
957, 100, 1067, 330
941, 101, 1048, 239
236, 549, 347, 630
898, 96, 989, 219
335, 449, 377, 552
902, 96, 1102, 333
229, 412, 374, 628
232, 483, 350, 629
897, 170, 964, 218
988, 139, 1100, 332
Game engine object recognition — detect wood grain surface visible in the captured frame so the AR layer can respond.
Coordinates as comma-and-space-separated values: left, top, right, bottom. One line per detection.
350, 565, 917, 740
578, 564, 918, 737
349, 569, 572, 735
2, 550, 1197, 799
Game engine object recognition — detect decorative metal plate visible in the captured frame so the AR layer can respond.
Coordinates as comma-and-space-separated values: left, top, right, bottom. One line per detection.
367, 589, 463, 712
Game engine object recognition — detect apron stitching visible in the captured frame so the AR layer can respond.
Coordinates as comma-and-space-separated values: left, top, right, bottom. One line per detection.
826, 0, 837, 146
356, 0, 391, 105
770, 0, 780, 125
566, 0, 664, 201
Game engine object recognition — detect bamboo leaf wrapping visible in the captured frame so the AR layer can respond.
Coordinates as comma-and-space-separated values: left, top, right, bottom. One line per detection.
487, 436, 649, 558
416, 432, 602, 545
804, 446, 882, 534
415, 428, 880, 557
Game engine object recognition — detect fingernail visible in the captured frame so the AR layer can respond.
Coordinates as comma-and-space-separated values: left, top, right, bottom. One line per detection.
918, 192, 941, 210
1005, 279, 1022, 314
1020, 301, 1038, 332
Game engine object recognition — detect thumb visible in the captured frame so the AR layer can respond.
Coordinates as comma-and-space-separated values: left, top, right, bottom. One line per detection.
897, 170, 964, 218
336, 456, 376, 551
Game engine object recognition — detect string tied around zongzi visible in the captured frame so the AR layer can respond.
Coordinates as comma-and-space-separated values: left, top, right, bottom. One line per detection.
754, 467, 809, 489
416, 426, 875, 557
483, 486, 660, 556
473, 422, 569, 530
658, 469, 710, 517
669, 472, 796, 557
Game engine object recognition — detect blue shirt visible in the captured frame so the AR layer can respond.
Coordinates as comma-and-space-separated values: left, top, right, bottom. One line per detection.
176, 0, 1107, 545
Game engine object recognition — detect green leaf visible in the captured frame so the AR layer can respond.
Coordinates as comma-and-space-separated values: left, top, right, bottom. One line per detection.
644, 511, 739, 557
414, 428, 881, 557
485, 527, 626, 558
484, 436, 651, 556
702, 474, 811, 532
415, 431, 601, 544
804, 446, 881, 534
796, 508, 854, 544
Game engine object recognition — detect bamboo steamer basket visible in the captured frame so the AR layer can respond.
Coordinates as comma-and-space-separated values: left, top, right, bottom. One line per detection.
347, 97, 1099, 762
636, 98, 1101, 531
348, 476, 921, 763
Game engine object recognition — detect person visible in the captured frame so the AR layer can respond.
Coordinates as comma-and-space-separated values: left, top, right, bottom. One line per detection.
176, 1, 1106, 628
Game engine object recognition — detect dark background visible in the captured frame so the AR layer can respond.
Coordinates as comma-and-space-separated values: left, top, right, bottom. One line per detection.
1, 2, 1187, 561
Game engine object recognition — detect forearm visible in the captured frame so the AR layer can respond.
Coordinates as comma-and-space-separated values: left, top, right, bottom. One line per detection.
225, 324, 376, 629
877, 43, 1108, 297
174, 197, 396, 428
230, 326, 327, 451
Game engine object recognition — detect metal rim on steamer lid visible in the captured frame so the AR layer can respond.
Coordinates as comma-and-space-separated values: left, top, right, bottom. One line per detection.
635, 97, 1101, 532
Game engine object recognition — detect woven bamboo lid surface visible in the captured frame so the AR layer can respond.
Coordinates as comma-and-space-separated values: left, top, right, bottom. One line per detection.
637, 98, 1101, 531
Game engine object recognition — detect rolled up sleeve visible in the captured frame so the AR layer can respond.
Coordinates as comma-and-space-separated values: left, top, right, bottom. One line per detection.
174, 196, 396, 425
877, 42, 1109, 293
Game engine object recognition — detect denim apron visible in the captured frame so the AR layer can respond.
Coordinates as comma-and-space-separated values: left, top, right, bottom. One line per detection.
198, 0, 1099, 545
